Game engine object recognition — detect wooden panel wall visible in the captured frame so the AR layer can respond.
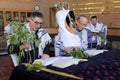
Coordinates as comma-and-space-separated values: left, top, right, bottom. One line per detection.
0, 0, 120, 36
0, 0, 73, 27
0, 0, 120, 27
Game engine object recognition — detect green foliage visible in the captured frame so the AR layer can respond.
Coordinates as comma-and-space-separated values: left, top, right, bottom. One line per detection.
6, 22, 39, 45
68, 50, 91, 58
5, 21, 39, 63
26, 61, 44, 71
112, 41, 120, 49
98, 31, 106, 42
0, 22, 2, 26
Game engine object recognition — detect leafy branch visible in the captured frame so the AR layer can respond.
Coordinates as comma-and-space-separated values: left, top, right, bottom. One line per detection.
68, 50, 91, 58
5, 21, 39, 63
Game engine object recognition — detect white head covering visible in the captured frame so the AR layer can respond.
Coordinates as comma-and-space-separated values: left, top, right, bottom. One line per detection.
56, 10, 81, 47
56, 9, 70, 33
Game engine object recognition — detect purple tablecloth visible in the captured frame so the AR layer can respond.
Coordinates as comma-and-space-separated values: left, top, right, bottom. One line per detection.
9, 49, 120, 80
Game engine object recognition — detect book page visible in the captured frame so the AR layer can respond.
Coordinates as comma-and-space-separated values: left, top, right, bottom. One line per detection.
84, 49, 108, 56
34, 56, 73, 66
52, 58, 88, 68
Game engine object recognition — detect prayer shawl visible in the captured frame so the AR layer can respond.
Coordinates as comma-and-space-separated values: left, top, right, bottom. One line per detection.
37, 29, 52, 56
77, 29, 88, 51
86, 22, 103, 32
25, 23, 52, 56
25, 23, 35, 51
56, 10, 81, 47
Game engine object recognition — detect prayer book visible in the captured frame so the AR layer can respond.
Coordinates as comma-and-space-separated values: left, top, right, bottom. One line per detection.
34, 56, 73, 66
84, 49, 108, 56
34, 56, 88, 68
52, 58, 88, 68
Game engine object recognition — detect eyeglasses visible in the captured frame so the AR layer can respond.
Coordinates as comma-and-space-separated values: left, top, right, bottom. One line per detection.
78, 21, 87, 27
31, 19, 43, 25
80, 23, 87, 27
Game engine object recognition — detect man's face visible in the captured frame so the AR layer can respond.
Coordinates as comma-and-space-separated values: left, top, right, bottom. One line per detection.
30, 17, 43, 31
91, 18, 97, 25
76, 17, 88, 30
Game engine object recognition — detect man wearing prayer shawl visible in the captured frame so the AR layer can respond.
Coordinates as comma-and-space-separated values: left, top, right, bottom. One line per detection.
86, 15, 107, 49
55, 9, 81, 56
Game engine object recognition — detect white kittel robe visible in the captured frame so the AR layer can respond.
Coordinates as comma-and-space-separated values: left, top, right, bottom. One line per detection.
56, 10, 81, 47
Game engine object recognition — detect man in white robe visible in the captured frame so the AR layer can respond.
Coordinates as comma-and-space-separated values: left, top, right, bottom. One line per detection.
55, 9, 81, 56
86, 15, 107, 49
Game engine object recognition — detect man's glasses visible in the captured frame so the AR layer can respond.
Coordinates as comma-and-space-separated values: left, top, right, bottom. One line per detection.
78, 21, 87, 27
31, 19, 43, 25
80, 23, 87, 27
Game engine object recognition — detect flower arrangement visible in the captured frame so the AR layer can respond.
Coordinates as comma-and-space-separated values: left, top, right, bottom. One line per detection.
5, 21, 39, 63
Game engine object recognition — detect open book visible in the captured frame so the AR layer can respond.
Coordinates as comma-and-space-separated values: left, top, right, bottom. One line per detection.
34, 56, 88, 68
34, 56, 73, 66
52, 58, 87, 68
84, 49, 108, 56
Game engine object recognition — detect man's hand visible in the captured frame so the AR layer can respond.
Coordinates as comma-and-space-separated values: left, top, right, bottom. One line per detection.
92, 32, 99, 36
64, 47, 80, 54
64, 47, 73, 54
41, 54, 50, 59
20, 42, 30, 50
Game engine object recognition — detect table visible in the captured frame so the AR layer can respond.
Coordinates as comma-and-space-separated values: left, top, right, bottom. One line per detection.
9, 49, 120, 80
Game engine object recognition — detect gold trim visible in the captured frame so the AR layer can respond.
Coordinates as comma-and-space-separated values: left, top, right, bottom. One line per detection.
73, 2, 104, 6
